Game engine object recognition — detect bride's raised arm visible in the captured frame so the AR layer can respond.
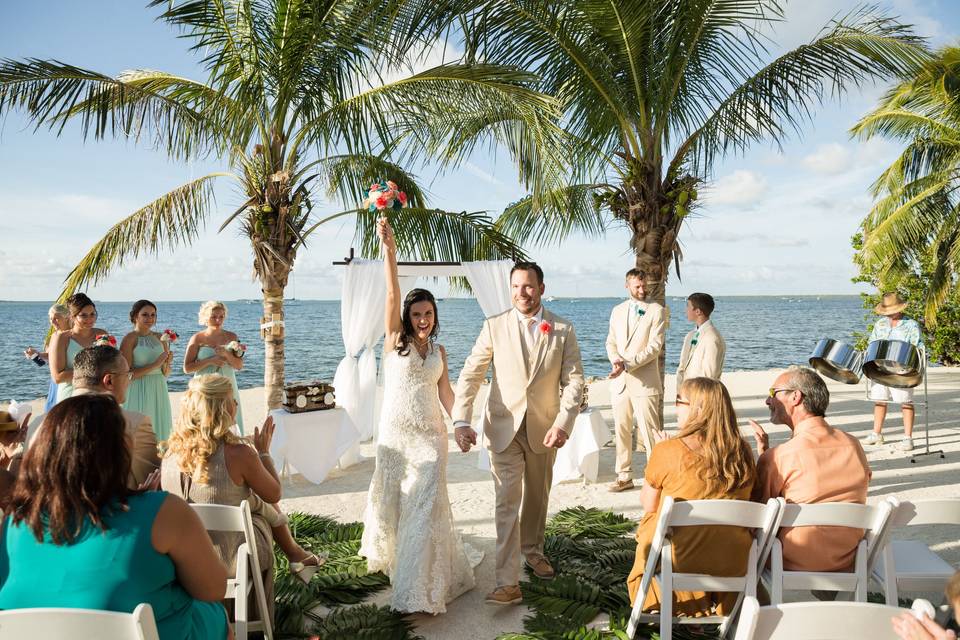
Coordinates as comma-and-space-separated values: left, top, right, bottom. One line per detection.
379, 217, 403, 352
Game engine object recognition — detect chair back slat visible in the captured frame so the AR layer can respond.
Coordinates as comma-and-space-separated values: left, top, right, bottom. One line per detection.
190, 503, 245, 532
0, 603, 160, 640
734, 598, 908, 640
892, 498, 960, 527
668, 499, 773, 529
779, 502, 883, 529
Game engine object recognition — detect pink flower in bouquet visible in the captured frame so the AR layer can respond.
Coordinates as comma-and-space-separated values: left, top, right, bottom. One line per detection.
386, 180, 398, 191
161, 329, 179, 343
375, 195, 389, 210
539, 321, 552, 335
398, 191, 408, 205
369, 183, 381, 191
94, 334, 117, 347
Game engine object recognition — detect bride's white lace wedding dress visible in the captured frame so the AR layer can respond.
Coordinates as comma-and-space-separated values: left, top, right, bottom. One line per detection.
359, 345, 480, 614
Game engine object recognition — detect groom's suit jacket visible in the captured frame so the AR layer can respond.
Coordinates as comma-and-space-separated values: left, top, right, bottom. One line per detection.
676, 320, 725, 386
605, 300, 666, 397
453, 308, 585, 455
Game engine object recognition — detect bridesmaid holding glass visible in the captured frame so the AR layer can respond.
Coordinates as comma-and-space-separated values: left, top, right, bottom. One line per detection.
23, 304, 71, 413
183, 301, 245, 433
48, 293, 107, 404
120, 299, 174, 441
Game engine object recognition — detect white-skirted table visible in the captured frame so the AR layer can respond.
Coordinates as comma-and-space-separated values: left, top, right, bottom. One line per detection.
551, 409, 607, 486
477, 408, 607, 486
269, 407, 361, 484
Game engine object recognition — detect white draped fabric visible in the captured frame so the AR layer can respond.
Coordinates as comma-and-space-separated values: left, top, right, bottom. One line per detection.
333, 259, 385, 441
461, 260, 514, 471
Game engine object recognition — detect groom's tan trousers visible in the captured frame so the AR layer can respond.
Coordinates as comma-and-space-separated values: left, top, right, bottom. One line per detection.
490, 421, 556, 588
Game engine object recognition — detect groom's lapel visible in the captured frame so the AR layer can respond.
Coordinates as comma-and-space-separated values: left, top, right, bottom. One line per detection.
626, 304, 644, 345
504, 312, 530, 380
528, 309, 553, 380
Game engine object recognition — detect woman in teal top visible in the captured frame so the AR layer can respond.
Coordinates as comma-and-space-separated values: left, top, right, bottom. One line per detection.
48, 292, 106, 404
0, 395, 229, 640
183, 301, 245, 433
121, 300, 174, 441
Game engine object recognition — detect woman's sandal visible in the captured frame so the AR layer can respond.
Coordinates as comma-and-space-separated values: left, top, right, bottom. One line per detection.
290, 553, 327, 584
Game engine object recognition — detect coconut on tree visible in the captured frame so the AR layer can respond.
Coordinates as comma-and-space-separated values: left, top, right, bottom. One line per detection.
0, 0, 567, 408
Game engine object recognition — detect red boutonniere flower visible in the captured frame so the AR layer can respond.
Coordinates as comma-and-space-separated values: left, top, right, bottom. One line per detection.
539, 321, 552, 335
94, 334, 117, 347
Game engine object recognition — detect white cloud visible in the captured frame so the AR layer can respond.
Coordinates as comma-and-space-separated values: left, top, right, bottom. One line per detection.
802, 143, 853, 174
704, 170, 768, 205
704, 231, 809, 248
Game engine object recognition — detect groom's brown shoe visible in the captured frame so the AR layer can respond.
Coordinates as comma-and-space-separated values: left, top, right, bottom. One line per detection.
525, 554, 555, 580
485, 585, 523, 605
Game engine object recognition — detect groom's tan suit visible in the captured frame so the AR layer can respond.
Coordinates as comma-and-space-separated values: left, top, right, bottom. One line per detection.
606, 299, 666, 481
453, 307, 584, 587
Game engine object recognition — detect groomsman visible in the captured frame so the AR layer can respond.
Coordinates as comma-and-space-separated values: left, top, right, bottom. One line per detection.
605, 268, 666, 493
676, 293, 725, 386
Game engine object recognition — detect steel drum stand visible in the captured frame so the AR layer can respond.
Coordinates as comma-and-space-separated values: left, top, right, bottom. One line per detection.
910, 348, 944, 463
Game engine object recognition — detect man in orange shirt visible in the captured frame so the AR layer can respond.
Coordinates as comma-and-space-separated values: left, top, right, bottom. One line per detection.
749, 366, 872, 572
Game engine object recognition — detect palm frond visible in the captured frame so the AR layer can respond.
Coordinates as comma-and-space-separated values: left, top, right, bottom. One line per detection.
496, 184, 609, 247
676, 6, 928, 174
57, 172, 230, 300
317, 153, 428, 210
0, 59, 232, 159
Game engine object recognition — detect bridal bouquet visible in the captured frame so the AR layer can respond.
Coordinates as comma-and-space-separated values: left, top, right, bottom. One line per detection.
226, 341, 247, 357
93, 334, 117, 347
363, 180, 408, 212
160, 329, 179, 343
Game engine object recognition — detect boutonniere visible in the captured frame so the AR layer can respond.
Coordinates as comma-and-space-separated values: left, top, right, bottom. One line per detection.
93, 334, 117, 347
636, 307, 646, 317
539, 321, 552, 335
160, 329, 179, 343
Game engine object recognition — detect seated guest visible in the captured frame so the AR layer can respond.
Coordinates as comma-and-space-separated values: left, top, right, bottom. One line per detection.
161, 374, 323, 621
26, 345, 160, 487
0, 395, 230, 639
627, 377, 757, 617
749, 366, 872, 572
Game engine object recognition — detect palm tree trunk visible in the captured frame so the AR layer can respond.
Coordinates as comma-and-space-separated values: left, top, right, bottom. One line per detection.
262, 283, 286, 410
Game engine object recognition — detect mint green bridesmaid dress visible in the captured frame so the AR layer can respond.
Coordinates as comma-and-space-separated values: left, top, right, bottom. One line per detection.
55, 337, 83, 404
0, 491, 228, 640
195, 345, 244, 434
124, 334, 174, 441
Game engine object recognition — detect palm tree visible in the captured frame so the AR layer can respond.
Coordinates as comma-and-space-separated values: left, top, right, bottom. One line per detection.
851, 46, 960, 325
0, 0, 565, 408
460, 1, 927, 297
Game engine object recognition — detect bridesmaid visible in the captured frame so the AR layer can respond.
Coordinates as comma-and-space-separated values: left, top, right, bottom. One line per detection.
120, 299, 174, 441
48, 293, 107, 404
23, 304, 71, 413
183, 301, 245, 433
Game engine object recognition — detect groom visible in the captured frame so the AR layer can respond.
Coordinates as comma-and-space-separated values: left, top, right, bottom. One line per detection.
453, 262, 585, 605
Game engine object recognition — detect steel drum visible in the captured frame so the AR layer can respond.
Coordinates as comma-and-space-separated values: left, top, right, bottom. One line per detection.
809, 338, 864, 384
863, 339, 923, 389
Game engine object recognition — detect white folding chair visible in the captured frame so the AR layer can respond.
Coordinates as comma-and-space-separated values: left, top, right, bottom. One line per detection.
873, 497, 960, 605
192, 501, 273, 640
0, 603, 160, 639
733, 596, 909, 639
626, 497, 782, 640
763, 499, 896, 604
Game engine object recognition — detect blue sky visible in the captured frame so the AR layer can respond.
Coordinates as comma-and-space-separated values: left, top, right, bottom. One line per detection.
1, 0, 958, 301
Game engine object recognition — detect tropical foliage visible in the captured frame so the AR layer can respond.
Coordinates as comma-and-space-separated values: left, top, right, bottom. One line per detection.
851, 46, 960, 326
0, 0, 565, 406
455, 1, 929, 303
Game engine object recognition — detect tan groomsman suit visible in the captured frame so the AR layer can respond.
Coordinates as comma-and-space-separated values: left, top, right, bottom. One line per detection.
453, 307, 584, 588
28, 389, 160, 488
605, 299, 666, 482
676, 319, 726, 386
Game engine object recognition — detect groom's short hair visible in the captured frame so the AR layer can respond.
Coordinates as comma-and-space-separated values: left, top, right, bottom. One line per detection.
511, 261, 544, 284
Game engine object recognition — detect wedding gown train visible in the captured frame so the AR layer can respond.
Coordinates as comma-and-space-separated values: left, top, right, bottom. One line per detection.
360, 346, 480, 614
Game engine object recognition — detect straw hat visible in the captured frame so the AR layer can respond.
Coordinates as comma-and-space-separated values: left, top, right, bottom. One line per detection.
0, 410, 18, 432
874, 292, 908, 316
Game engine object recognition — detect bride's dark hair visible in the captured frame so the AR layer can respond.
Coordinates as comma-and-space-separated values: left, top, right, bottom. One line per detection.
396, 288, 439, 356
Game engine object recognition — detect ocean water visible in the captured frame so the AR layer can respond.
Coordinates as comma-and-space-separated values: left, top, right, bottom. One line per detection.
0, 296, 869, 401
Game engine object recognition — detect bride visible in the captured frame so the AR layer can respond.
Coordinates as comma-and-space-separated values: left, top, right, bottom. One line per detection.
359, 217, 480, 614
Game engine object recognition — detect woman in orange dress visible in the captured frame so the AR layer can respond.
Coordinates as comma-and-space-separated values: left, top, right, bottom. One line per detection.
626, 377, 757, 617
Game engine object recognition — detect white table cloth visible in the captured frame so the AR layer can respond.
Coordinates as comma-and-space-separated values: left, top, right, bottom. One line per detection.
551, 409, 607, 486
269, 407, 360, 484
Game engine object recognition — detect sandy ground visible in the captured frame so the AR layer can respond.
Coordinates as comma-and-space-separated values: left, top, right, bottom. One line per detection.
20, 367, 960, 638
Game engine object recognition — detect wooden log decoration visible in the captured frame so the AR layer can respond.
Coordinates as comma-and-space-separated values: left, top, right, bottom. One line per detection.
283, 381, 336, 413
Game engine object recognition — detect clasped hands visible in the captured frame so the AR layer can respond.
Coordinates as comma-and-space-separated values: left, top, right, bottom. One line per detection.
453, 424, 568, 452
608, 357, 626, 379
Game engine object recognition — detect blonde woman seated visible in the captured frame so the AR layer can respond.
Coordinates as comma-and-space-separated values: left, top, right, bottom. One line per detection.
161, 374, 323, 619
626, 377, 757, 618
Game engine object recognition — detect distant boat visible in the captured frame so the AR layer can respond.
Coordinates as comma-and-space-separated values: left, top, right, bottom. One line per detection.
544, 296, 557, 302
